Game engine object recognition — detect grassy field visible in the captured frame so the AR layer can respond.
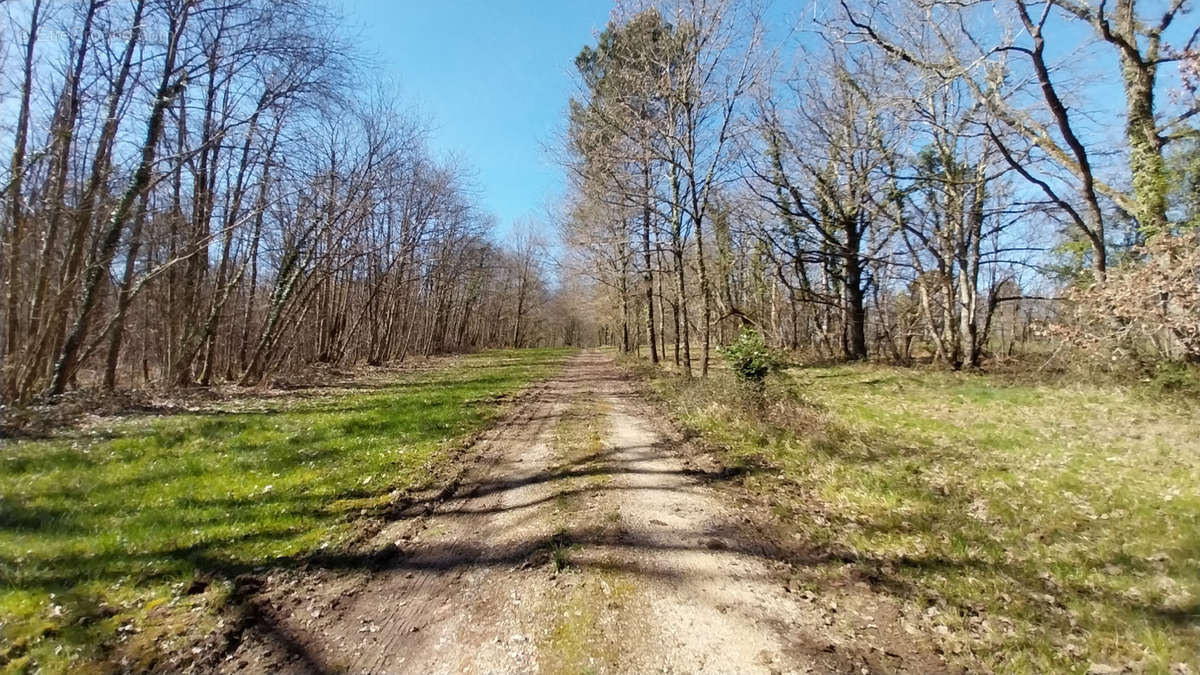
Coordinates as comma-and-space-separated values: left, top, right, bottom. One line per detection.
0, 348, 570, 673
636, 360, 1200, 673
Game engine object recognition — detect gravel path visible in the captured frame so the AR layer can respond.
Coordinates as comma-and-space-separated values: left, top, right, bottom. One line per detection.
207, 352, 952, 674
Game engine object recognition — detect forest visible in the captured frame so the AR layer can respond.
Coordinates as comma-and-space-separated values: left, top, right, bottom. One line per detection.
0, 0, 566, 406
561, 0, 1200, 379
1, 0, 1196, 402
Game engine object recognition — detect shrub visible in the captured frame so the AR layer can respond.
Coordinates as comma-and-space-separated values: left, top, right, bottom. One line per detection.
1144, 361, 1200, 398
719, 327, 782, 391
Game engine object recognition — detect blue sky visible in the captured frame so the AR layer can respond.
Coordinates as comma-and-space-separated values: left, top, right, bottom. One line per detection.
338, 1, 614, 238
333, 0, 1191, 249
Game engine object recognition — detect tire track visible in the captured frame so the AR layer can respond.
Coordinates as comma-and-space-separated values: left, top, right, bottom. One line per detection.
211, 352, 953, 674
215, 359, 577, 674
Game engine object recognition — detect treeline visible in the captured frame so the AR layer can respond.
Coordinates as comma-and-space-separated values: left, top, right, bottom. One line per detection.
0, 0, 560, 404
562, 0, 1200, 373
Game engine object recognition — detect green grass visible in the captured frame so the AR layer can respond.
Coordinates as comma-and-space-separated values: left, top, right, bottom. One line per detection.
0, 348, 571, 673
636, 361, 1200, 673
540, 570, 635, 675
551, 394, 611, 508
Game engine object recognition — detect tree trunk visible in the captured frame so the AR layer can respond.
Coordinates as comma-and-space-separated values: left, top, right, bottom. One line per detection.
696, 216, 711, 377
47, 4, 191, 396
843, 228, 867, 361
3, 0, 43, 394
102, 189, 151, 390
26, 1, 100, 392
642, 160, 659, 364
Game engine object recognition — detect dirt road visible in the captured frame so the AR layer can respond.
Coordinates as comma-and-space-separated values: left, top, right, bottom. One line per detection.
207, 352, 950, 674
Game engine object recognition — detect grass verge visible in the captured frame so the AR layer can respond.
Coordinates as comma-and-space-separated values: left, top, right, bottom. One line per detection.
0, 348, 571, 673
632, 360, 1200, 673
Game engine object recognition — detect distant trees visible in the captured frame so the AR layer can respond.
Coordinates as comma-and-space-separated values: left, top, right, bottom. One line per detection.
755, 59, 895, 362
563, 0, 1200, 371
0, 0, 569, 404
566, 0, 760, 375
569, 8, 675, 365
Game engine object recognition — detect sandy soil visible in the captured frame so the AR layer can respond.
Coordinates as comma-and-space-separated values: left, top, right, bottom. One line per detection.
194, 352, 954, 674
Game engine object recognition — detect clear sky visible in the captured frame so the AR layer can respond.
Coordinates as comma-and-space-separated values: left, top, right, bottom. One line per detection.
338, 1, 614, 239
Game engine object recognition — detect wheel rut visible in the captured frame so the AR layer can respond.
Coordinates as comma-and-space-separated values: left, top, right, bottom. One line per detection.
209, 351, 952, 674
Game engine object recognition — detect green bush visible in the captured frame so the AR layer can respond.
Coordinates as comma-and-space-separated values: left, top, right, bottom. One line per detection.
1144, 361, 1200, 398
719, 327, 781, 390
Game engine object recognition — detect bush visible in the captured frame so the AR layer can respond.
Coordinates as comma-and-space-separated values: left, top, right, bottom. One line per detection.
1052, 232, 1200, 371
719, 327, 782, 391
1144, 361, 1200, 398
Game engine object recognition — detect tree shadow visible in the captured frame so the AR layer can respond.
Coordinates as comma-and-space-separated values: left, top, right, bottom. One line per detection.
9, 351, 1194, 671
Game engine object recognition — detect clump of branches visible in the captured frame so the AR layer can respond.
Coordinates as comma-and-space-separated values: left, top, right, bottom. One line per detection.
1053, 233, 1200, 369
